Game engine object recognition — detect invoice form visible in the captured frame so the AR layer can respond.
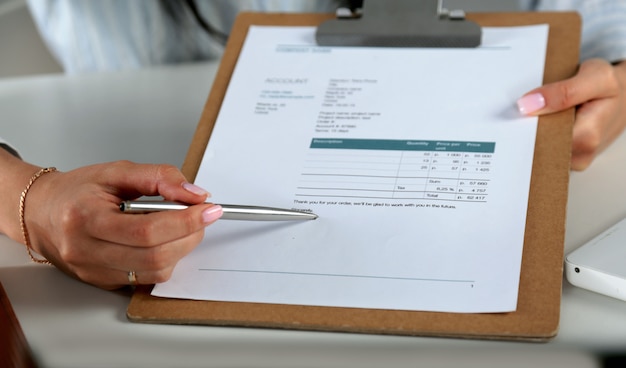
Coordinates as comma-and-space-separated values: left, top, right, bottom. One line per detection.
153, 25, 548, 313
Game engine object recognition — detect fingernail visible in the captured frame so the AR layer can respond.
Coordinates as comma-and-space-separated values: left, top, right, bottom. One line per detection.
202, 205, 223, 224
517, 93, 545, 115
183, 182, 209, 196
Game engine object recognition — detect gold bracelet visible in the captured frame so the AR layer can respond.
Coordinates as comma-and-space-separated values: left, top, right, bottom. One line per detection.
19, 167, 57, 265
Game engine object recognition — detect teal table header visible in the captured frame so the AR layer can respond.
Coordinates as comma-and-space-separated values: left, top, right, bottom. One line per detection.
310, 138, 495, 153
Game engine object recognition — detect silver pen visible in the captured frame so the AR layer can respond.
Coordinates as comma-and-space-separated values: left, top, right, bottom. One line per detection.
120, 200, 318, 221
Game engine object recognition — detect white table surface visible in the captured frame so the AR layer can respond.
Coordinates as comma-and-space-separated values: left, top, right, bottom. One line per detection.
1, 61, 625, 367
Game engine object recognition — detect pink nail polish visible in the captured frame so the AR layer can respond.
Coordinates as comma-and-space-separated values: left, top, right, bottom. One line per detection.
517, 93, 545, 115
202, 205, 223, 224
183, 182, 208, 196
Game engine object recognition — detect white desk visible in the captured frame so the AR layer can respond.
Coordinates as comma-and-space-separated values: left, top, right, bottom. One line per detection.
1, 62, 625, 367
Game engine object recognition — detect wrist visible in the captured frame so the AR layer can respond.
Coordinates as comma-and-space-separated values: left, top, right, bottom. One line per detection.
19, 168, 60, 264
0, 150, 40, 240
20, 168, 63, 264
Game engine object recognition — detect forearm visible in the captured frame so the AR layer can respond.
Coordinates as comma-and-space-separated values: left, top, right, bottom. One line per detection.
0, 149, 41, 241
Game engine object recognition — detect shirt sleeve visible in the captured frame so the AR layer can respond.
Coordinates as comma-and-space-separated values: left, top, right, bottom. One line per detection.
26, 0, 223, 74
0, 137, 21, 159
531, 0, 626, 63
26, 0, 340, 74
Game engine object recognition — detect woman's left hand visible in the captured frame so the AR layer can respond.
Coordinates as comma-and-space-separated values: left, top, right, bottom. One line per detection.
517, 58, 626, 170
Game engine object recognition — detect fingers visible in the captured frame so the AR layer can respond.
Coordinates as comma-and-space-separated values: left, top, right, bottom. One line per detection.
98, 161, 210, 204
68, 228, 204, 270
84, 201, 223, 247
85, 240, 196, 288
517, 58, 619, 116
570, 101, 605, 171
569, 96, 625, 171
72, 265, 178, 290
56, 226, 209, 289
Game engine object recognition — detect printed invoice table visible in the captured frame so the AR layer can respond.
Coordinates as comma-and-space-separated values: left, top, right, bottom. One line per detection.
1, 61, 625, 367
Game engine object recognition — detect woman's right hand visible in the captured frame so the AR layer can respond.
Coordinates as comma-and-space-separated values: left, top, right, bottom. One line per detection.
23, 161, 222, 289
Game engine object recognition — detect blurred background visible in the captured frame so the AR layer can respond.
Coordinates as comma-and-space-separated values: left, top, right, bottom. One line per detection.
0, 0, 62, 77
0, 0, 519, 78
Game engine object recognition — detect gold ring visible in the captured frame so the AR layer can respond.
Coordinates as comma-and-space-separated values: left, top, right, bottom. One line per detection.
127, 270, 137, 286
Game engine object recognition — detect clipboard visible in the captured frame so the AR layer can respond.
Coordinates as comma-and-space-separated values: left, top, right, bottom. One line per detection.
127, 11, 580, 342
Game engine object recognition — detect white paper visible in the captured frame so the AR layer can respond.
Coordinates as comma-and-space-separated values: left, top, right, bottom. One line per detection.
153, 25, 548, 313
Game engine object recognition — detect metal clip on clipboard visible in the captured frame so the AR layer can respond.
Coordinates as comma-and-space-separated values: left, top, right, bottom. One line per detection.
315, 0, 481, 48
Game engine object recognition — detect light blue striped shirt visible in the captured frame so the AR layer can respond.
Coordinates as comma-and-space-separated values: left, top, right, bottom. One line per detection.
27, 0, 626, 74
521, 0, 626, 62
26, 0, 338, 73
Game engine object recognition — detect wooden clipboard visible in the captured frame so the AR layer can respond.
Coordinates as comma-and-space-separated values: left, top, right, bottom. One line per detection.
127, 12, 580, 341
